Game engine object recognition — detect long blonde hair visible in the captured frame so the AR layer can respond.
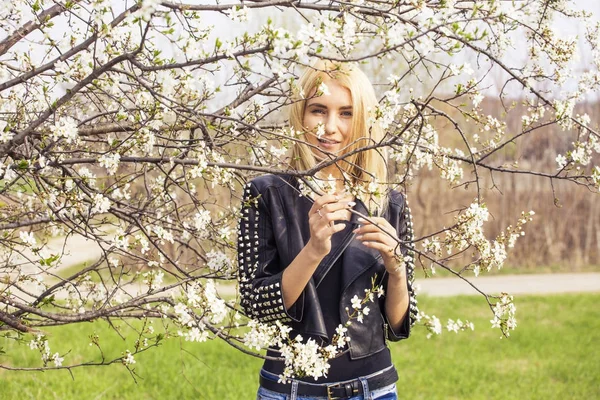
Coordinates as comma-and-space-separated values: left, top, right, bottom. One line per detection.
289, 60, 389, 213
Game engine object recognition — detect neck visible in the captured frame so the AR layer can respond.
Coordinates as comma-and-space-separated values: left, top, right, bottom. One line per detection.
319, 165, 343, 180
316, 166, 350, 194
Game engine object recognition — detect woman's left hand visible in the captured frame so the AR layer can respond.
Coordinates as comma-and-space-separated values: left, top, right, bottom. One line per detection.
354, 217, 406, 278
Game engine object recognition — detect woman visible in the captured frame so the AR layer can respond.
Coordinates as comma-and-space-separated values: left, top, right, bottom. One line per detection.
238, 61, 418, 400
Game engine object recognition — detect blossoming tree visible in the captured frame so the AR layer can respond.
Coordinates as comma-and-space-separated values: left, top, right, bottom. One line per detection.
1, 0, 598, 378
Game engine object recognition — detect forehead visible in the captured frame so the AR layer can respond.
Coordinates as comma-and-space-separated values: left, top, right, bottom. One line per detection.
306, 78, 352, 107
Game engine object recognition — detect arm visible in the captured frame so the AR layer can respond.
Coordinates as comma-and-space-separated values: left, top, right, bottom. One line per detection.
281, 193, 354, 309
354, 195, 418, 338
383, 264, 410, 333
238, 181, 352, 323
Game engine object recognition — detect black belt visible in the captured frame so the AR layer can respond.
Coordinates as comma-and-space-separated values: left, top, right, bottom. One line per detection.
259, 367, 398, 399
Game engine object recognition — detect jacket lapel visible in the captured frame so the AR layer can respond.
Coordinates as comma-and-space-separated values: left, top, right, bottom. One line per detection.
312, 198, 381, 289
340, 199, 382, 293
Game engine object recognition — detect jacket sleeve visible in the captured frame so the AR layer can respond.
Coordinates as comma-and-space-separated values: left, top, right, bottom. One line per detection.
237, 181, 303, 324
383, 193, 419, 341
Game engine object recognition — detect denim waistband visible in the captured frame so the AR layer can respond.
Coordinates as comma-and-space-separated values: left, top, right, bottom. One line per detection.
259, 365, 397, 399
260, 364, 395, 386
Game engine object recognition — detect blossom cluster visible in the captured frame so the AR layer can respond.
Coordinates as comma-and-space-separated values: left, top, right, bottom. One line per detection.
423, 204, 535, 276
242, 283, 382, 381
490, 294, 517, 337
29, 334, 64, 367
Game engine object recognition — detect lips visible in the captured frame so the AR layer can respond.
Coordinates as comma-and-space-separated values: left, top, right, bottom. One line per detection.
317, 137, 340, 144
316, 137, 341, 151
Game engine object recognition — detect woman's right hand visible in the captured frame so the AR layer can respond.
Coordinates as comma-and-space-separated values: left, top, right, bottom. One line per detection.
306, 193, 355, 258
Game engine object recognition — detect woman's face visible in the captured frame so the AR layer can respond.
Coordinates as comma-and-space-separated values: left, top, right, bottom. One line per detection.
302, 78, 353, 158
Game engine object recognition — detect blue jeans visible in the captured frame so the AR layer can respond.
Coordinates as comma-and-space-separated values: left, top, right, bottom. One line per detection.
256, 369, 398, 400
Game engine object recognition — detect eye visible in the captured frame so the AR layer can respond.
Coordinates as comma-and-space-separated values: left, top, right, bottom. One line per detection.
341, 111, 353, 117
311, 108, 326, 115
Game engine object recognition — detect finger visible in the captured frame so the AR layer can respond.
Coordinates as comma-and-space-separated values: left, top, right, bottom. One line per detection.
320, 200, 355, 215
309, 194, 340, 215
356, 232, 392, 245
309, 208, 350, 228
313, 222, 347, 241
362, 240, 398, 256
330, 222, 347, 234
322, 209, 352, 224
354, 224, 396, 238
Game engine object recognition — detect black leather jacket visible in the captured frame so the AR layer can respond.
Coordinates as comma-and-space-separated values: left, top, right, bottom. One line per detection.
238, 174, 418, 359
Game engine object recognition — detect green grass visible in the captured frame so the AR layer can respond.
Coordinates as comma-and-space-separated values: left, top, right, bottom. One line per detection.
1, 293, 599, 399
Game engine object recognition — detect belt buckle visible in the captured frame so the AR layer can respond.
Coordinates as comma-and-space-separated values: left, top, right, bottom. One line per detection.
326, 384, 339, 400
326, 382, 358, 400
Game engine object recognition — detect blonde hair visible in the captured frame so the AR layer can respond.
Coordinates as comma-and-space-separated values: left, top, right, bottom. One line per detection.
289, 60, 389, 213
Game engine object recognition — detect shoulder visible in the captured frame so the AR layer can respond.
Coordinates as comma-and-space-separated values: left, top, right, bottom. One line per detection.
387, 189, 407, 212
247, 174, 296, 194
246, 174, 299, 197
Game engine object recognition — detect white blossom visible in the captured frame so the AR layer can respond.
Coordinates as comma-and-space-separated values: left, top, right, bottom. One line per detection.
317, 82, 331, 96
49, 117, 79, 144
91, 193, 111, 214
19, 231, 37, 248
556, 154, 568, 170
98, 153, 120, 174
315, 123, 326, 139
206, 250, 233, 275
350, 295, 362, 310
122, 350, 136, 366
225, 6, 249, 22
52, 352, 64, 367
472, 93, 484, 107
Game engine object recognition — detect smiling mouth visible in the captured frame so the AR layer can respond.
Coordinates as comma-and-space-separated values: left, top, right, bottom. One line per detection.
317, 137, 339, 145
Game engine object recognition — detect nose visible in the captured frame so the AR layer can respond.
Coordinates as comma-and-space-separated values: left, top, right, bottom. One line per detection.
324, 113, 338, 135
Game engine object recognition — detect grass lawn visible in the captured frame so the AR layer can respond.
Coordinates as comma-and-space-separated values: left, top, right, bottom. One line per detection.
1, 293, 598, 400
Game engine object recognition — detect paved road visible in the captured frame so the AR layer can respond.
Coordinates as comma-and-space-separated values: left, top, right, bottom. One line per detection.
415, 273, 600, 296
214, 272, 600, 298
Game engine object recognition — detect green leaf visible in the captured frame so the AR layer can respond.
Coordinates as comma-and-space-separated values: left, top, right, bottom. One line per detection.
40, 254, 60, 267
456, 84, 464, 95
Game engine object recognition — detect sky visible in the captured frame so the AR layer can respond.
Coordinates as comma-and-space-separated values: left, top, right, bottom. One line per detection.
2, 0, 599, 101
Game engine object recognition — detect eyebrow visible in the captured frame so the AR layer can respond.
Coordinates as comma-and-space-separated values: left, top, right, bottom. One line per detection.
307, 102, 353, 110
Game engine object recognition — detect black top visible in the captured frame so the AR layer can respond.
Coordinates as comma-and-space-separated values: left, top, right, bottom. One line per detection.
262, 222, 393, 382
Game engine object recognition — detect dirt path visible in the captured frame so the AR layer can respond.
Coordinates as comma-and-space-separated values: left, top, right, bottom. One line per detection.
1, 234, 106, 300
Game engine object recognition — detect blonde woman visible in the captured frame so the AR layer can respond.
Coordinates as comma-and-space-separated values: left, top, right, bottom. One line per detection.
238, 61, 417, 400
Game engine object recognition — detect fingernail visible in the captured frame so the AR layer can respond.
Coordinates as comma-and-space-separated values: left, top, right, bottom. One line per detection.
358, 217, 366, 222
347, 201, 356, 207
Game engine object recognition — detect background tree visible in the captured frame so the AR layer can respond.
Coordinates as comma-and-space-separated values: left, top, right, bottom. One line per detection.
0, 0, 598, 378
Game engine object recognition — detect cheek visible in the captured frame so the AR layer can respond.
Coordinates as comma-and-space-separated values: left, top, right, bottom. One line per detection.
302, 113, 320, 129
341, 120, 353, 136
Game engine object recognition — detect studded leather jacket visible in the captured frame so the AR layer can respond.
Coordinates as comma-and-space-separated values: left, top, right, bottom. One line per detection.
237, 174, 418, 359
